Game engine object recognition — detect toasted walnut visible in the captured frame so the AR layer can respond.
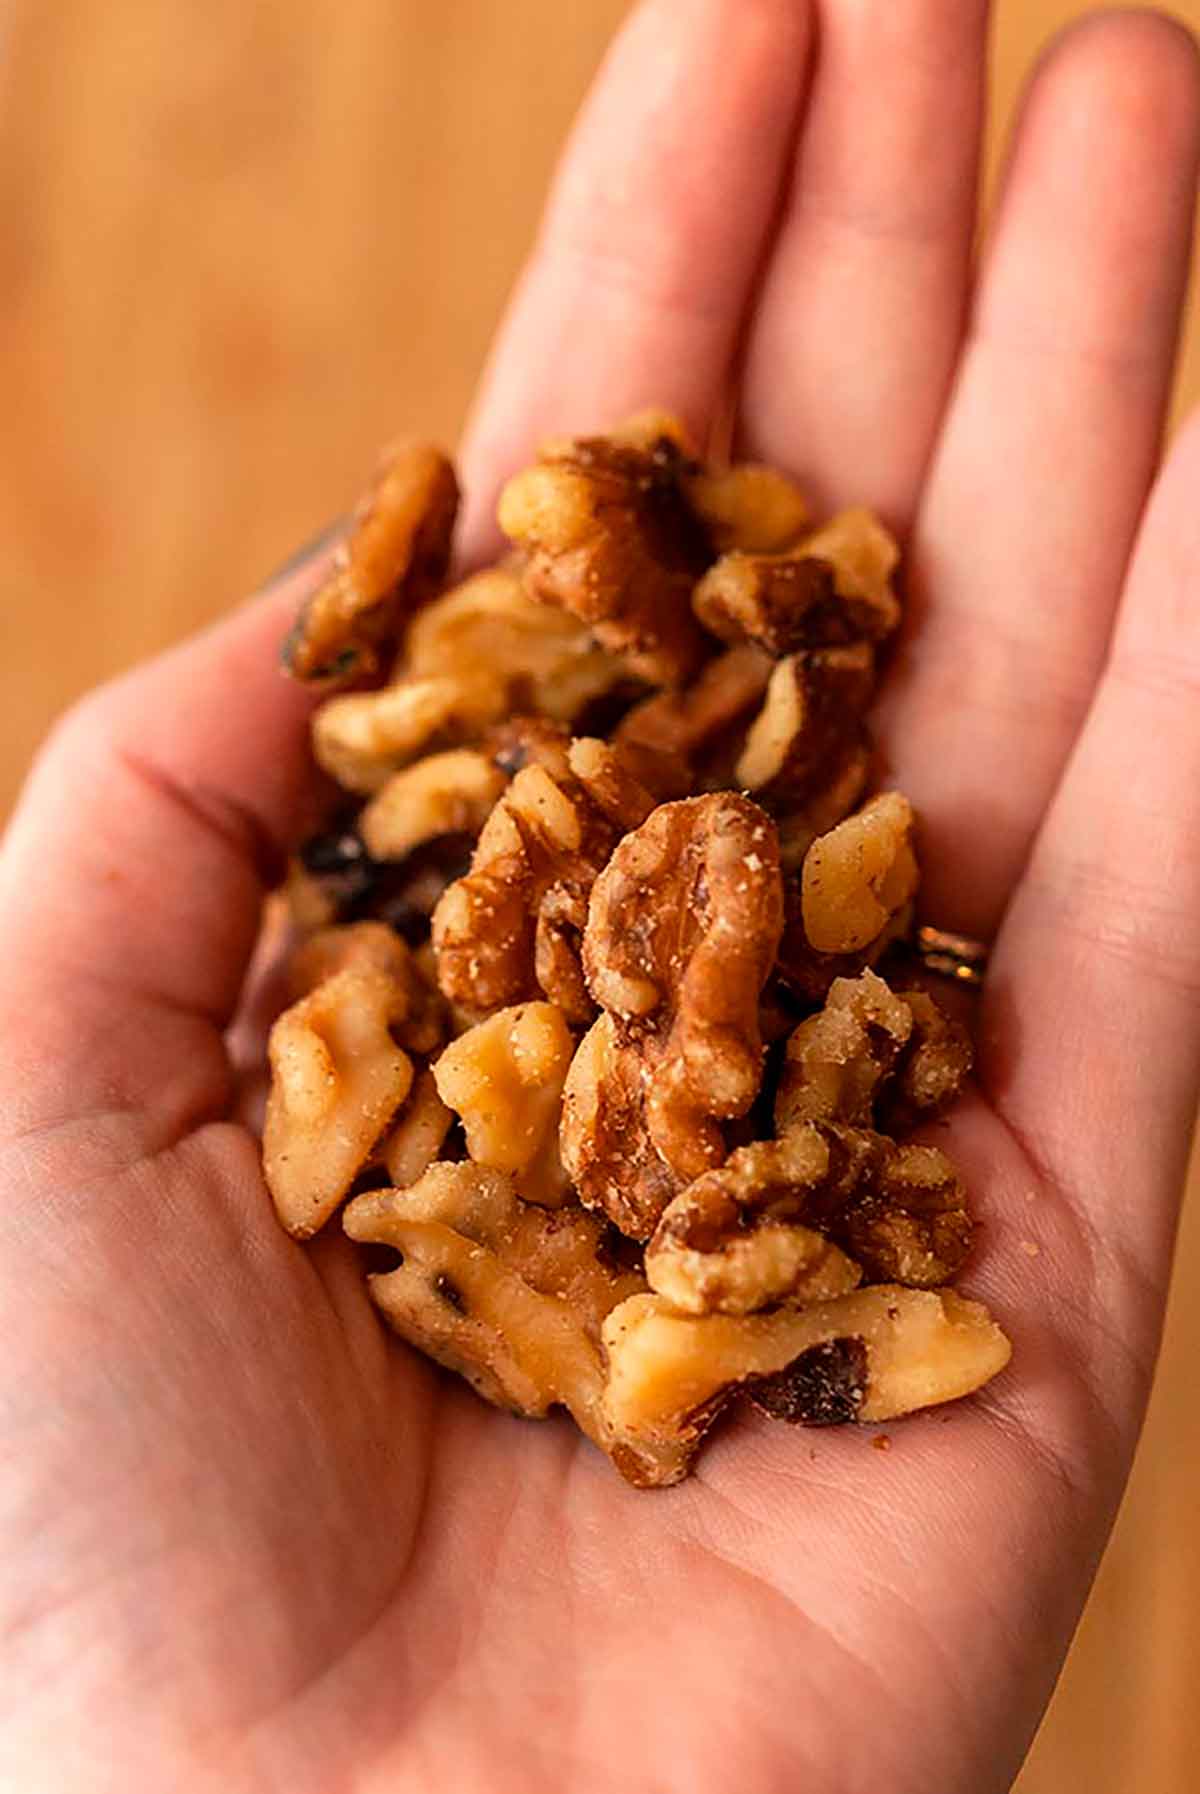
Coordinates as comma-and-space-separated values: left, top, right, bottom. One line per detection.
343, 1167, 665, 1478
379, 1067, 454, 1188
284, 920, 445, 1057
880, 989, 973, 1131
432, 740, 657, 1016
776, 969, 914, 1130
800, 792, 918, 956
737, 646, 874, 811
311, 678, 495, 796
406, 564, 624, 719
283, 441, 458, 686
693, 510, 900, 657
263, 966, 414, 1237
562, 794, 784, 1238
840, 1140, 973, 1287
359, 750, 506, 864
646, 1127, 863, 1315
498, 422, 711, 686
683, 462, 809, 554
801, 508, 901, 638
616, 645, 772, 782
433, 1002, 574, 1205
601, 1285, 1011, 1484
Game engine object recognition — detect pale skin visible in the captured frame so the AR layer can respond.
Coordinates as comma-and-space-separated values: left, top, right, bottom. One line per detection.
2, 1, 1199, 1788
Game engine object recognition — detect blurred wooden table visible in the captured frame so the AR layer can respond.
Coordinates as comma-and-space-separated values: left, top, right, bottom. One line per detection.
0, 4, 1196, 1787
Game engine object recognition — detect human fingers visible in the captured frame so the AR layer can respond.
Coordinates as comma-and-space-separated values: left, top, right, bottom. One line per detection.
457, 0, 814, 557
882, 12, 1200, 937
739, 0, 991, 525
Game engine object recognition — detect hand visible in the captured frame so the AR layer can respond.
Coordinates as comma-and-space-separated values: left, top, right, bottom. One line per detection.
3, 5, 1199, 1790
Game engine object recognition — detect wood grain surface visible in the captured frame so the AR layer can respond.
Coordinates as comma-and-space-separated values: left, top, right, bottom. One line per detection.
0, 4, 1195, 1787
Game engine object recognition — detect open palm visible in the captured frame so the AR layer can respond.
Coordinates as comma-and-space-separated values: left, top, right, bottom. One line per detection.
4, 5, 1200, 1790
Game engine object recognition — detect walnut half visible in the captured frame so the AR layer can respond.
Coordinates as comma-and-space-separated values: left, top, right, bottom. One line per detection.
563, 793, 784, 1239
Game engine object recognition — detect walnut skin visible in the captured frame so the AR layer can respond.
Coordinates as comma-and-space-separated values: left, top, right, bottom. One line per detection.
284, 440, 458, 686
498, 421, 711, 686
563, 794, 784, 1238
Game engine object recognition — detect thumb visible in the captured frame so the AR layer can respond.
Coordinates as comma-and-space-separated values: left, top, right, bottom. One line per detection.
0, 550, 330, 1155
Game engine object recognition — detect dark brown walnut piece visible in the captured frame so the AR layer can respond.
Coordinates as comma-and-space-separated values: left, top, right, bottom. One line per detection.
284, 440, 458, 687
562, 793, 784, 1239
693, 508, 901, 657
498, 416, 712, 686
432, 738, 658, 1018
880, 989, 973, 1132
616, 644, 772, 791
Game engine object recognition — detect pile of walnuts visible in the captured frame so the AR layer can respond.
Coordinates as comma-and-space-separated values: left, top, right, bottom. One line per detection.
264, 411, 1010, 1488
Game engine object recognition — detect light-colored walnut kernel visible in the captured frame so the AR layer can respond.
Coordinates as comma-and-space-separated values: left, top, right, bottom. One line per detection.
498, 422, 710, 686
433, 1002, 574, 1205
432, 742, 657, 1016
312, 678, 495, 795
563, 794, 784, 1238
776, 969, 914, 1131
343, 1167, 663, 1479
683, 462, 809, 553
359, 750, 506, 864
801, 792, 918, 955
379, 1067, 454, 1188
285, 919, 445, 1057
601, 1285, 1011, 1484
263, 965, 414, 1238
284, 441, 458, 686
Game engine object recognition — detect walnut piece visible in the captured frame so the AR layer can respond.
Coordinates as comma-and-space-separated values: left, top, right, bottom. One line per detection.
562, 794, 784, 1238
285, 918, 445, 1055
800, 791, 918, 955
616, 644, 771, 782
359, 750, 506, 864
379, 1067, 455, 1189
263, 965, 414, 1238
498, 419, 711, 686
776, 968, 914, 1130
602, 1285, 1012, 1484
344, 1167, 671, 1482
693, 509, 899, 656
646, 1125, 863, 1315
432, 739, 657, 1017
683, 462, 809, 554
736, 646, 874, 820
283, 441, 458, 686
433, 1002, 574, 1205
880, 988, 973, 1132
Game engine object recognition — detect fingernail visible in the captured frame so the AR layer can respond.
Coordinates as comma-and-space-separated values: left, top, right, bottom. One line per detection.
262, 518, 346, 590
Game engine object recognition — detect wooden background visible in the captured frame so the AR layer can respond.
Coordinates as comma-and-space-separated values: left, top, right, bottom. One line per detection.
0, 3, 1196, 1786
